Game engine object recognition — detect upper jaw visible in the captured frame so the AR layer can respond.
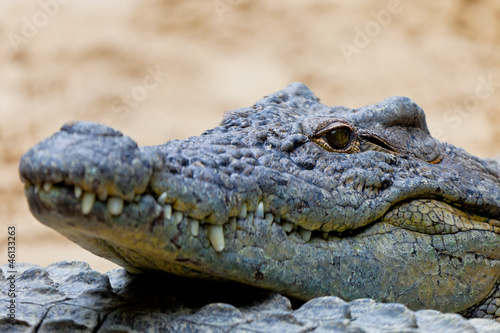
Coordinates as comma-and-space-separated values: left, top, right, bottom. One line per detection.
19, 84, 500, 229
20, 121, 500, 243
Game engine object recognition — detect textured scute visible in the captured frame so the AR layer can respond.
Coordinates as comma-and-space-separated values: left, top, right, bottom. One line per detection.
1, 262, 500, 332
17, 83, 500, 316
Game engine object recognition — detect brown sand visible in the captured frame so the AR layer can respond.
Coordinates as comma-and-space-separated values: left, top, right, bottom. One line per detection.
1, 0, 499, 272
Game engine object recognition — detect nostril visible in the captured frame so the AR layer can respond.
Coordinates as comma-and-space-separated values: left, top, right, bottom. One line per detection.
61, 121, 123, 137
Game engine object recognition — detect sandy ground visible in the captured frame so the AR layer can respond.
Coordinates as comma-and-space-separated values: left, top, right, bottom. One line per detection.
0, 0, 499, 273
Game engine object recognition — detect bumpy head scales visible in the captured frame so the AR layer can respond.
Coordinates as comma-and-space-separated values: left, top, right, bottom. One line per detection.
19, 83, 500, 317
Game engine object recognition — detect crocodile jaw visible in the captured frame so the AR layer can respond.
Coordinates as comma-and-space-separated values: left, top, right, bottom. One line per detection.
23, 174, 500, 314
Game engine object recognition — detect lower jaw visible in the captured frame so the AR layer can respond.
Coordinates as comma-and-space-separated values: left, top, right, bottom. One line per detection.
25, 185, 500, 312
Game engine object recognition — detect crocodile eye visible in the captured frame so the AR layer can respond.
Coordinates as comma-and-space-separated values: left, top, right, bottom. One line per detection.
325, 128, 351, 150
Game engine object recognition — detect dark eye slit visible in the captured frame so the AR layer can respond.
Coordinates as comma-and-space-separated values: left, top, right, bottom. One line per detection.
360, 135, 396, 152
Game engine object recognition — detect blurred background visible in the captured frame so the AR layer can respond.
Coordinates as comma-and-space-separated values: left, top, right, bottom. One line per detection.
0, 0, 499, 272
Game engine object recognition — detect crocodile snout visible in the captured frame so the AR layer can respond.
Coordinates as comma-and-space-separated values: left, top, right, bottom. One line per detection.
19, 121, 155, 206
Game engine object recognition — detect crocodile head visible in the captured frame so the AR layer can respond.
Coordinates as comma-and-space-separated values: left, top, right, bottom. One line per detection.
19, 83, 500, 316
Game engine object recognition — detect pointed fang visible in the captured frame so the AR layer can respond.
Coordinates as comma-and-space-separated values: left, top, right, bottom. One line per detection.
82, 192, 96, 215
208, 225, 225, 252
173, 211, 183, 224
256, 201, 264, 218
190, 220, 199, 237
164, 205, 172, 220
74, 186, 83, 199
157, 192, 167, 204
265, 213, 274, 225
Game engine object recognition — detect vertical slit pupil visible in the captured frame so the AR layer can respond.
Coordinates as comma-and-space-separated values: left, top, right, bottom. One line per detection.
325, 128, 351, 149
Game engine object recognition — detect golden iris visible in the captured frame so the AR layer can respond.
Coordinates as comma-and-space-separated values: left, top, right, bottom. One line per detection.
325, 128, 351, 150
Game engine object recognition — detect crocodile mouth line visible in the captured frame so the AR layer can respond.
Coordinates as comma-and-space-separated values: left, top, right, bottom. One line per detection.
25, 180, 337, 252
24, 180, 500, 254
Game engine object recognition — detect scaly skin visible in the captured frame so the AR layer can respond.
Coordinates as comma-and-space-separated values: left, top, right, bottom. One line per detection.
19, 83, 500, 319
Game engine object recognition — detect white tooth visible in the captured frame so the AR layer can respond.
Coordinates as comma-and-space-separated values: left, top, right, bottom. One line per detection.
74, 186, 82, 199
157, 192, 167, 204
229, 217, 237, 231
173, 211, 183, 224
82, 192, 96, 215
299, 228, 312, 242
108, 197, 124, 216
238, 205, 247, 219
256, 201, 264, 218
34, 184, 41, 194
164, 205, 172, 220
322, 232, 329, 240
98, 189, 108, 201
248, 212, 254, 224
275, 215, 281, 223
265, 213, 274, 225
190, 220, 199, 237
208, 225, 225, 252
43, 182, 52, 192
282, 222, 294, 233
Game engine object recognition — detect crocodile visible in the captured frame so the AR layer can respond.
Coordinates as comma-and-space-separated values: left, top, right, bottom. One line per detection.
15, 83, 500, 329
